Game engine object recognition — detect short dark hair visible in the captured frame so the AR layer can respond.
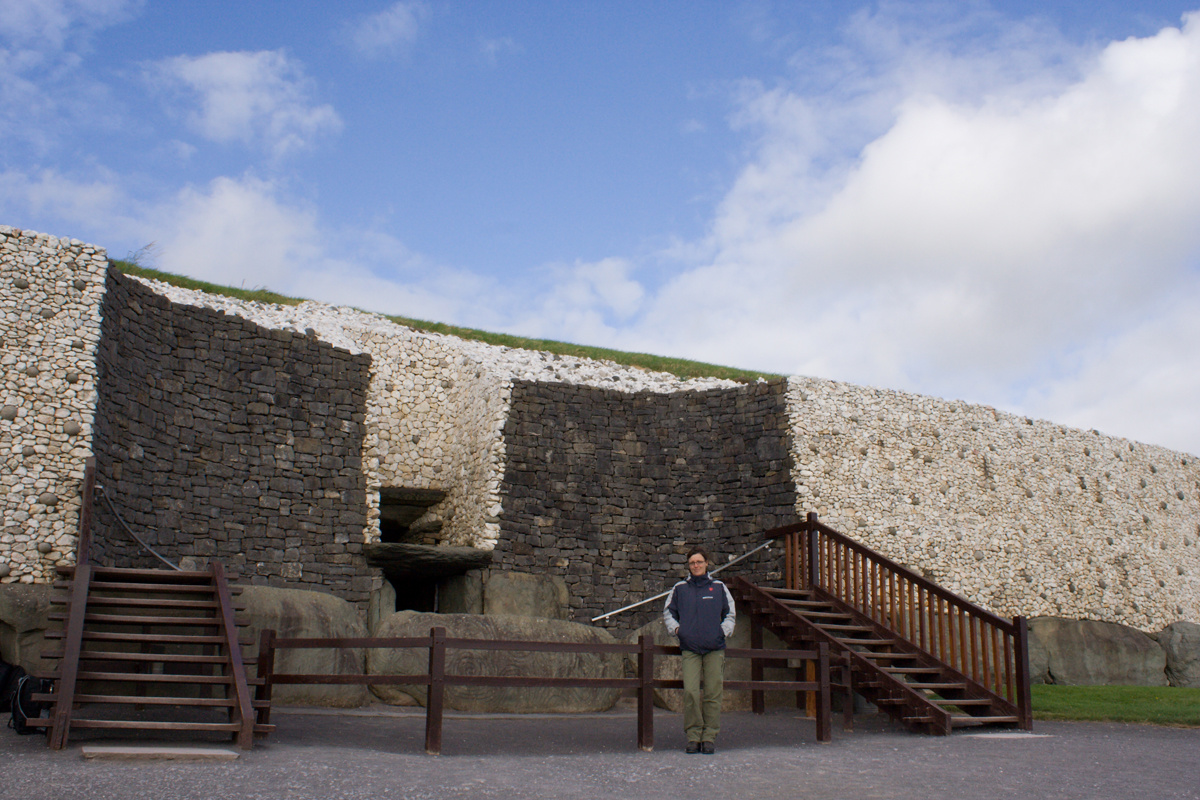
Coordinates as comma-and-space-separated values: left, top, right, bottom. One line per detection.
686, 547, 710, 564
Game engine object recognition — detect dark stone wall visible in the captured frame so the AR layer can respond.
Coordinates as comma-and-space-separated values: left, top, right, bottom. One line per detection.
92, 269, 376, 605
496, 379, 796, 631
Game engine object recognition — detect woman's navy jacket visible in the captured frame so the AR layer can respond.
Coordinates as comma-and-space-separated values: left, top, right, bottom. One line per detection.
663, 573, 737, 655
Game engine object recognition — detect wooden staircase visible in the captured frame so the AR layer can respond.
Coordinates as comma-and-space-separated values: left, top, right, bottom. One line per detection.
31, 562, 272, 749
733, 513, 1033, 735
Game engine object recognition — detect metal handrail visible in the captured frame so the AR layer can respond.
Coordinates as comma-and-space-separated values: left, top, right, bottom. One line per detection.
590, 539, 773, 622
95, 484, 181, 571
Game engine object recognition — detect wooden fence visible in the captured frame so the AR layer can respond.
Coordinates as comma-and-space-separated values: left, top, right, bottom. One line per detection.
255, 628, 833, 753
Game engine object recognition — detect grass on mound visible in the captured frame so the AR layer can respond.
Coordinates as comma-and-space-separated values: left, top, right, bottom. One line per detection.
1032, 684, 1200, 726
111, 260, 781, 384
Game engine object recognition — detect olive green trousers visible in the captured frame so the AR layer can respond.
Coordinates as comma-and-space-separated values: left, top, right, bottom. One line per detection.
681, 649, 724, 743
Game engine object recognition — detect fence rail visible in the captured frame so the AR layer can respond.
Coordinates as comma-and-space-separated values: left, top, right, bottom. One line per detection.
256, 627, 833, 752
770, 512, 1031, 727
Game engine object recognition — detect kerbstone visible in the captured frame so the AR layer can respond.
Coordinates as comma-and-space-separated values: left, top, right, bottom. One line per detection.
367, 611, 621, 712
238, 585, 370, 707
1029, 616, 1167, 685
1159, 621, 1200, 687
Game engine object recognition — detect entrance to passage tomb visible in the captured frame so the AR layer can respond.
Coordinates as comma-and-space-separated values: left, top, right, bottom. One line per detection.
367, 486, 492, 612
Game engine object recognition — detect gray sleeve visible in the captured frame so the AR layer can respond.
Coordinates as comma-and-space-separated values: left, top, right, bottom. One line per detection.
720, 582, 736, 638
663, 584, 681, 636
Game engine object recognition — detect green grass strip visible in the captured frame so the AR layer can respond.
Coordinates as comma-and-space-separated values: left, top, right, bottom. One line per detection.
110, 260, 781, 384
1032, 684, 1200, 726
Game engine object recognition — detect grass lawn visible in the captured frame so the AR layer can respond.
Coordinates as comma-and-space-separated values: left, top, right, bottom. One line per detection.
1032, 684, 1200, 726
111, 260, 781, 384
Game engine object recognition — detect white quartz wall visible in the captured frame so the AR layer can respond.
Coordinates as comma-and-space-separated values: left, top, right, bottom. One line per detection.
0, 226, 106, 583
787, 376, 1200, 629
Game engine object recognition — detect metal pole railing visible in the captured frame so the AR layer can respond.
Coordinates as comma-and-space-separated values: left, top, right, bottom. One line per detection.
590, 540, 772, 622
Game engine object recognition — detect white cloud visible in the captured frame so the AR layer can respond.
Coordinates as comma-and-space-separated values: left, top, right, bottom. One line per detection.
0, 0, 139, 48
479, 36, 520, 66
149, 50, 341, 158
0, 0, 137, 148
510, 258, 645, 343
342, 2, 427, 59
618, 9, 1200, 453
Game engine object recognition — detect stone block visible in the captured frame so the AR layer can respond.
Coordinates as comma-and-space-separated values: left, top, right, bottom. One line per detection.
1159, 621, 1200, 687
1029, 616, 1167, 686
367, 611, 621, 712
484, 571, 569, 619
440, 569, 484, 614
238, 585, 370, 707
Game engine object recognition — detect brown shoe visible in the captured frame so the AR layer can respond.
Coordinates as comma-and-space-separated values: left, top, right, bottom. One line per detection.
701, 741, 715, 754
686, 741, 700, 754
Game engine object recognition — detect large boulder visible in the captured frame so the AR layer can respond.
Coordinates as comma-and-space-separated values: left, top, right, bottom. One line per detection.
1028, 617, 1167, 685
367, 612, 621, 712
483, 571, 569, 619
1158, 621, 1200, 688
238, 585, 370, 707
626, 618, 795, 712
0, 584, 54, 675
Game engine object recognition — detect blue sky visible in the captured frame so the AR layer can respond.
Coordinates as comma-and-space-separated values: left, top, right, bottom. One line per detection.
4, 1, 1200, 454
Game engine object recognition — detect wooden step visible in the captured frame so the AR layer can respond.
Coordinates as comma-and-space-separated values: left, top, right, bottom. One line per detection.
43, 650, 234, 665
792, 610, 853, 620
84, 581, 216, 594
885, 666, 943, 675
858, 651, 919, 661
815, 623, 875, 632
932, 698, 996, 706
950, 715, 1020, 727
75, 596, 220, 609
834, 637, 895, 647
48, 612, 221, 626
57, 566, 213, 581
907, 682, 969, 691
75, 671, 234, 685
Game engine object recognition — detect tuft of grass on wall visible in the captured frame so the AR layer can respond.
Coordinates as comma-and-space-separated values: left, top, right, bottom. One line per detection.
109, 260, 781, 384
1032, 684, 1200, 726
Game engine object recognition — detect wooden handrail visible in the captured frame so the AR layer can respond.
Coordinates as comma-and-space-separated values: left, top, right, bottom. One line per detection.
764, 515, 1012, 631
211, 562, 256, 748
766, 512, 1030, 724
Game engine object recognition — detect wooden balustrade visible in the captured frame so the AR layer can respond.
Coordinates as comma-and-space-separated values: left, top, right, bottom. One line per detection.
766, 513, 1031, 726
257, 628, 833, 752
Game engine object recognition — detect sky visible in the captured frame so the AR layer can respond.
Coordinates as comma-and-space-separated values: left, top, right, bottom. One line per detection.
3, 1, 1200, 455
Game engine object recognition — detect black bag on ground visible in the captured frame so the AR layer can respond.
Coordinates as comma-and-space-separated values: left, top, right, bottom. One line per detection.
1, 658, 25, 709
9, 674, 53, 735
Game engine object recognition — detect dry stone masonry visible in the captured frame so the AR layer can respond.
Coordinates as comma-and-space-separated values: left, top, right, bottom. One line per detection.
91, 270, 376, 603
1, 225, 1198, 634
496, 379, 795, 628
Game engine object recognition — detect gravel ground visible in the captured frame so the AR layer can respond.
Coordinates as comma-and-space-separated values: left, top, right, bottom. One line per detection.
2, 707, 1197, 800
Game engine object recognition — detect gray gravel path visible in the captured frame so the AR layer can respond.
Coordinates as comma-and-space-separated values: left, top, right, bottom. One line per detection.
2, 707, 1196, 800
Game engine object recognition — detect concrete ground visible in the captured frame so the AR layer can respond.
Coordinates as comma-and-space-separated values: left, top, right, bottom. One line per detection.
2, 706, 1196, 800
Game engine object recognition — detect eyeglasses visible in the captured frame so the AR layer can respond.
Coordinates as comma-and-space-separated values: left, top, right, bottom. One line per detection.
687, 559, 707, 566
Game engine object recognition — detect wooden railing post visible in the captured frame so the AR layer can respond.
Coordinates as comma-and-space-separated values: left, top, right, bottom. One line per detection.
425, 627, 446, 754
806, 512, 820, 590
49, 563, 91, 750
76, 457, 96, 566
256, 629, 277, 729
1013, 616, 1033, 730
637, 635, 654, 751
815, 642, 831, 743
750, 617, 765, 715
